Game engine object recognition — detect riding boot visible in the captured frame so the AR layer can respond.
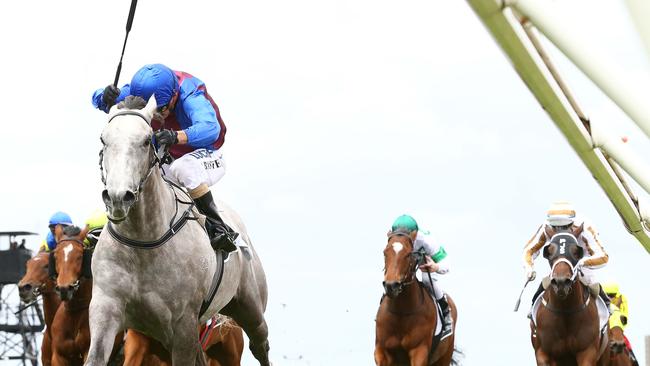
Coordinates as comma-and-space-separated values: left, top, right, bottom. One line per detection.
193, 191, 238, 253
437, 294, 453, 338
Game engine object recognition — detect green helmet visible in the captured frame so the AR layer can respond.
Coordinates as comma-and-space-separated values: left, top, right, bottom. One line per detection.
391, 214, 418, 232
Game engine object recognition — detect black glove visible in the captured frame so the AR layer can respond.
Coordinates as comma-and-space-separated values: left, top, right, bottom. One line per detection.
102, 85, 121, 108
155, 129, 178, 147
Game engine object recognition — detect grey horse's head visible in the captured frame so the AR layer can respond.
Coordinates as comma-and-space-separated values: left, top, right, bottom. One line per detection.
100, 95, 157, 222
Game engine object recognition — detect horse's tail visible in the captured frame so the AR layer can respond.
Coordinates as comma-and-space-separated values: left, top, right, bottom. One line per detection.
450, 346, 465, 366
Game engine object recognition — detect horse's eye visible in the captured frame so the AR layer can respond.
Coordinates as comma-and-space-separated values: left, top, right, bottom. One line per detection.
143, 138, 150, 147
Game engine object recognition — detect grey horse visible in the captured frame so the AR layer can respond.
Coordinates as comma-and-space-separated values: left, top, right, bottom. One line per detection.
83, 95, 271, 365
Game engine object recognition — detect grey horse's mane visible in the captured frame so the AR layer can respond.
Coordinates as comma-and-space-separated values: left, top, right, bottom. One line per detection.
117, 95, 147, 110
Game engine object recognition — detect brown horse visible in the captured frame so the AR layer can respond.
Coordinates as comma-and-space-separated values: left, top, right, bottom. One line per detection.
123, 316, 244, 366
18, 251, 62, 366
375, 229, 458, 366
608, 326, 633, 366
531, 229, 609, 366
202, 316, 245, 366
49, 225, 93, 365
49, 225, 123, 366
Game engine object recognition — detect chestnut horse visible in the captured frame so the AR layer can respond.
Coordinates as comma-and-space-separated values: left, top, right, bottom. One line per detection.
123, 316, 244, 366
49, 225, 123, 366
375, 229, 458, 366
18, 251, 62, 366
202, 316, 245, 366
531, 230, 609, 366
608, 307, 636, 366
49, 225, 93, 365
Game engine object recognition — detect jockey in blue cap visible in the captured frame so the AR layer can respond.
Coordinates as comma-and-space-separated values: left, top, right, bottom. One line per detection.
92, 64, 237, 251
39, 211, 73, 252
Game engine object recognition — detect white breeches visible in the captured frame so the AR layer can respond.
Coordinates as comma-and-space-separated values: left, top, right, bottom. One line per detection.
162, 149, 226, 190
420, 272, 444, 300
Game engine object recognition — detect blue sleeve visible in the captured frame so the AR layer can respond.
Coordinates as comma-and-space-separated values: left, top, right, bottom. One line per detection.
182, 90, 220, 148
46, 231, 56, 251
91, 85, 131, 113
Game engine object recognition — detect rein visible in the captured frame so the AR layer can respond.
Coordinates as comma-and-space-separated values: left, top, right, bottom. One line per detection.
106, 182, 199, 249
100, 110, 200, 249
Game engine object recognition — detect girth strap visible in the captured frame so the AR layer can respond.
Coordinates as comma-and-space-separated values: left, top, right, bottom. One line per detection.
199, 249, 225, 319
106, 207, 193, 249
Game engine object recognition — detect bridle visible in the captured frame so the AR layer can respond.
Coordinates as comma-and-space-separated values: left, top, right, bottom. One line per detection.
383, 231, 426, 293
99, 110, 167, 208
99, 109, 199, 249
542, 242, 590, 314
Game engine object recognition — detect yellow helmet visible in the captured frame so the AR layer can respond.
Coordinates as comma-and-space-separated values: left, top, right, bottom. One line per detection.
85, 209, 108, 231
602, 281, 620, 297
546, 201, 576, 227
84, 209, 108, 247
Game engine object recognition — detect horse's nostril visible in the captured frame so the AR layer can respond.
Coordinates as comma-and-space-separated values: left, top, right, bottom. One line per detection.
123, 190, 136, 204
20, 284, 31, 292
102, 190, 111, 205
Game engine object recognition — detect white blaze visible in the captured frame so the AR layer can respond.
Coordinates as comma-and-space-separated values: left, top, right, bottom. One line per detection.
392, 242, 404, 254
63, 243, 74, 262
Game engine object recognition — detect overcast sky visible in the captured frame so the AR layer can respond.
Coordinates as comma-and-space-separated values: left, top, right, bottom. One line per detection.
0, 0, 649, 365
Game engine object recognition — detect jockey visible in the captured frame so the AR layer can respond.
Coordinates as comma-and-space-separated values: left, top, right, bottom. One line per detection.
92, 63, 237, 251
602, 281, 629, 328
83, 209, 108, 247
391, 214, 453, 337
39, 211, 73, 252
523, 201, 610, 307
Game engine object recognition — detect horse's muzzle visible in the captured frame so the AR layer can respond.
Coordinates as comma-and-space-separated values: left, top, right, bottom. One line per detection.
18, 284, 38, 303
550, 276, 572, 298
55, 281, 80, 302
383, 281, 404, 298
102, 189, 136, 221
610, 341, 625, 354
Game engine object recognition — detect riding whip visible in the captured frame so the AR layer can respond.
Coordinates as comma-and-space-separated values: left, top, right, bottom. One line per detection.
513, 271, 535, 312
113, 0, 139, 87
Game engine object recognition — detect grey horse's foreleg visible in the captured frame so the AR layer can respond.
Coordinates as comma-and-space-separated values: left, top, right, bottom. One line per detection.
222, 298, 271, 366
172, 313, 206, 366
84, 295, 123, 366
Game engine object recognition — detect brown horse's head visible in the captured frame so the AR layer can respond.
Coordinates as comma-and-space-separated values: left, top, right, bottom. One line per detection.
543, 226, 584, 299
18, 252, 52, 303
609, 326, 628, 355
51, 225, 91, 301
382, 229, 422, 298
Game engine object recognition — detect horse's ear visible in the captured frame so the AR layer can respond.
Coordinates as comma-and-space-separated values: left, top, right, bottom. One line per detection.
544, 224, 555, 239
54, 225, 64, 244
79, 225, 89, 241
409, 230, 417, 242
142, 95, 157, 124
573, 223, 584, 238
386, 230, 392, 238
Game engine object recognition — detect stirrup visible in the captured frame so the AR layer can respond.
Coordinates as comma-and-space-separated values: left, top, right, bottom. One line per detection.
210, 232, 238, 253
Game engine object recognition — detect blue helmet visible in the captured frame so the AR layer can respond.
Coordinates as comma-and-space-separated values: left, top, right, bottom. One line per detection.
48, 211, 73, 227
130, 64, 179, 107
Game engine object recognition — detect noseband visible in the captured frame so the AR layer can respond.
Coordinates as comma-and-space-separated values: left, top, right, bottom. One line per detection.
543, 251, 590, 314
